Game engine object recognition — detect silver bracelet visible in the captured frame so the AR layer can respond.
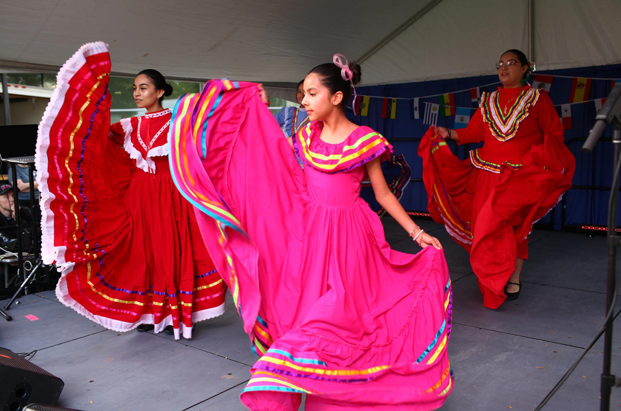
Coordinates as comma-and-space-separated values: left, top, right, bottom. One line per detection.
412, 229, 424, 243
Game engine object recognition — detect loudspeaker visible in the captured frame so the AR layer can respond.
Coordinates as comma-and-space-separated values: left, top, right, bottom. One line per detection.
0, 347, 64, 411
24, 405, 81, 411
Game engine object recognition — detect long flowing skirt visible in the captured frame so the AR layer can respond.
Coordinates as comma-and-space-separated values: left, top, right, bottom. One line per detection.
418, 127, 575, 308
170, 80, 453, 409
35, 42, 226, 339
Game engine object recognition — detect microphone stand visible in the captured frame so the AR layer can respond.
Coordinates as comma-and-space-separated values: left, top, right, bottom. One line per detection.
583, 83, 621, 411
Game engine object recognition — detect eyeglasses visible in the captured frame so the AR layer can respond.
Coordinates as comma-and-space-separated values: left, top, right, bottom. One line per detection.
495, 60, 519, 70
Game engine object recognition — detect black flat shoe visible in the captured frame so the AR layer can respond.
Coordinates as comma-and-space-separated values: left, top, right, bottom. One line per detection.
164, 325, 174, 335
505, 281, 521, 301
136, 324, 154, 332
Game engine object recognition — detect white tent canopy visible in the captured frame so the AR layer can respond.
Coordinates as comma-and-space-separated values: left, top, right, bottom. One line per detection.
1, 0, 620, 90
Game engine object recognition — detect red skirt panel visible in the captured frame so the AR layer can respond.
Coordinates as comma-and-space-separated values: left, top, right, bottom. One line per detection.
419, 127, 574, 308
36, 43, 225, 339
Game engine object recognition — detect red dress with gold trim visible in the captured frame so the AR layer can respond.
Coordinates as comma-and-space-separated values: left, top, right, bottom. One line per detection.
418, 85, 575, 309
35, 42, 226, 339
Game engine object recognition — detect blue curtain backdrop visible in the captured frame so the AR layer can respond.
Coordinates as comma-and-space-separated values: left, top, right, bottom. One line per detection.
350, 63, 621, 230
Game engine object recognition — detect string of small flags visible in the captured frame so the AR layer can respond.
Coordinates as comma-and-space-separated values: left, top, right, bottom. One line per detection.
556, 96, 611, 130
352, 74, 621, 130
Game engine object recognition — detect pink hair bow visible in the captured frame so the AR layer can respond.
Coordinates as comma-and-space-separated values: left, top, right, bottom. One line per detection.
333, 53, 358, 113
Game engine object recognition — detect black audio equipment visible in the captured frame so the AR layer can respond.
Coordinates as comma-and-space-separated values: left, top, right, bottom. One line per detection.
0, 125, 38, 160
24, 405, 81, 411
0, 347, 64, 411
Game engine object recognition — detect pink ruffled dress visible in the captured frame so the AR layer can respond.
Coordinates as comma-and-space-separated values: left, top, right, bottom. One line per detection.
169, 80, 453, 410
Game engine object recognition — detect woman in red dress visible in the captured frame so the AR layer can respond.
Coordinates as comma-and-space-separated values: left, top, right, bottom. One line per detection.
418, 49, 575, 309
37, 43, 226, 339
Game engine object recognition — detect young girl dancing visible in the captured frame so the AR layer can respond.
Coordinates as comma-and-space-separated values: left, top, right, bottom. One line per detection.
36, 42, 226, 340
170, 55, 453, 409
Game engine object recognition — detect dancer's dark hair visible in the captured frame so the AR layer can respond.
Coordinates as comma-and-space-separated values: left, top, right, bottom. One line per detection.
308, 62, 361, 111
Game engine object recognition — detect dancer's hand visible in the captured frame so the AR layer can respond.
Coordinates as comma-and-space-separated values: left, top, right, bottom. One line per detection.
416, 232, 443, 250
437, 127, 450, 140
257, 84, 269, 106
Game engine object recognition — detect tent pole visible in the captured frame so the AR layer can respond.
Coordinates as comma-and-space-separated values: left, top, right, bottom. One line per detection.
528, 0, 535, 62
356, 0, 444, 65
1, 73, 11, 125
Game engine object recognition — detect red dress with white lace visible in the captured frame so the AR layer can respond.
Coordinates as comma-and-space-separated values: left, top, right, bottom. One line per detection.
43, 99, 226, 339
91, 108, 226, 339
37, 43, 226, 339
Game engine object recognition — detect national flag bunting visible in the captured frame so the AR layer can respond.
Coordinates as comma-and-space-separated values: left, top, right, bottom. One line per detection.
361, 96, 370, 117
595, 98, 607, 114
423, 102, 439, 126
381, 98, 389, 119
561, 104, 572, 130
532, 75, 553, 92
470, 88, 481, 107
454, 107, 471, 129
411, 98, 420, 120
390, 99, 397, 120
353, 76, 617, 124
569, 77, 591, 103
438, 93, 455, 116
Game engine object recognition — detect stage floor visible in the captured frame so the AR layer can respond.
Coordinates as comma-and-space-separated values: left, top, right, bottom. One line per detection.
2, 219, 621, 410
